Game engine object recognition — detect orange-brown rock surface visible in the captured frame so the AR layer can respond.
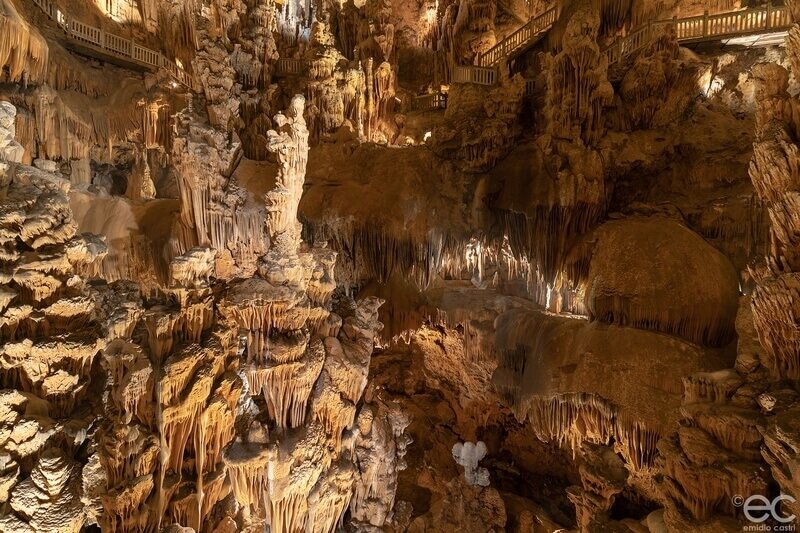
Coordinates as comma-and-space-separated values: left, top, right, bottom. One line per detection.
3, 0, 800, 531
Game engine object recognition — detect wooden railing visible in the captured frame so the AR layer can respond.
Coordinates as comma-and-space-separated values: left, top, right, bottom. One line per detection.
450, 5, 555, 86
452, 64, 497, 85
30, 0, 191, 87
524, 78, 536, 95
275, 58, 306, 76
411, 92, 448, 111
478, 6, 557, 66
606, 4, 792, 66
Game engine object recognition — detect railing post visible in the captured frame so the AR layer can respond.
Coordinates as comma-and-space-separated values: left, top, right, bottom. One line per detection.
766, 2, 772, 30
703, 10, 709, 37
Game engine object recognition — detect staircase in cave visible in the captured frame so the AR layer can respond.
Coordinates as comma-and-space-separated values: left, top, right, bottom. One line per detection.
29, 0, 191, 87
228, 3, 794, 111
452, 3, 792, 88
478, 5, 559, 67
450, 5, 557, 86
606, 3, 792, 66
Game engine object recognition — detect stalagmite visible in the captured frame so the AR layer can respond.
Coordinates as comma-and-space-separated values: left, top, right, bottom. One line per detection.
452, 441, 490, 486
213, 95, 387, 532
350, 401, 411, 528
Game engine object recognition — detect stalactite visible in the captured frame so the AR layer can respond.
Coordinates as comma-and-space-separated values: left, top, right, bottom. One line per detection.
171, 103, 267, 279
304, 218, 465, 290
224, 443, 272, 523
157, 0, 198, 70
749, 60, 800, 381
543, 5, 613, 146
0, 2, 49, 85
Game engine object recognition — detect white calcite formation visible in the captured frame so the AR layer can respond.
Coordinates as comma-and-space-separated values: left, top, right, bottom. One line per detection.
0, 101, 23, 165
452, 441, 490, 486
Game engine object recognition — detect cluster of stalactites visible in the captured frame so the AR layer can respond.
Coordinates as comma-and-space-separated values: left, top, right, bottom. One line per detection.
748, 60, 800, 381
94, 246, 242, 532
304, 218, 467, 291
220, 295, 387, 532
517, 393, 660, 472
8, 81, 157, 172
444, 0, 497, 65
304, 59, 370, 144
0, 1, 49, 84
156, 0, 198, 70
170, 106, 267, 279
219, 92, 395, 530
302, 20, 398, 144
543, 5, 613, 146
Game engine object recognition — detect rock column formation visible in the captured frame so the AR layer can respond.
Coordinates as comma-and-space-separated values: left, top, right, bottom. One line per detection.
218, 95, 399, 532
0, 104, 108, 530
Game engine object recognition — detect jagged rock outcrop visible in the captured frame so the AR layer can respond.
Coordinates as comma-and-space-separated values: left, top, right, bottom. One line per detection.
0, 108, 109, 530
743, 26, 800, 519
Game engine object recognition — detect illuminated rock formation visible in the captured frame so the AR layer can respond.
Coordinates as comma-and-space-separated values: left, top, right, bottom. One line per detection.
94, 246, 241, 532
350, 400, 412, 528
218, 96, 392, 532
4, 0, 800, 531
0, 108, 110, 529
743, 25, 800, 519
0, 101, 24, 165
171, 105, 267, 279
